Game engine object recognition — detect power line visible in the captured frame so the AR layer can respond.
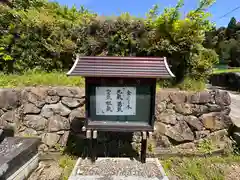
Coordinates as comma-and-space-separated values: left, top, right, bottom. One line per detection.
218, 5, 240, 20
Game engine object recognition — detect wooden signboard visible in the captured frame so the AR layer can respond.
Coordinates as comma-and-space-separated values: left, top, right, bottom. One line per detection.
67, 56, 174, 163
85, 77, 156, 132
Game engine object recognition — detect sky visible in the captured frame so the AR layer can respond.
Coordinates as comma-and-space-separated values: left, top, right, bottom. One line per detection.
53, 0, 240, 27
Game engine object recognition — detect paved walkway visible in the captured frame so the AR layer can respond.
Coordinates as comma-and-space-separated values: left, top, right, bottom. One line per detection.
207, 84, 240, 127
228, 91, 240, 127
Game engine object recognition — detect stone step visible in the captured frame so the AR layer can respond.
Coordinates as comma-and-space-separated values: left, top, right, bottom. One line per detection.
0, 137, 40, 179
68, 158, 168, 180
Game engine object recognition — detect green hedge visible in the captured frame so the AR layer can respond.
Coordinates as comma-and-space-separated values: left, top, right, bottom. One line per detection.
0, 0, 218, 83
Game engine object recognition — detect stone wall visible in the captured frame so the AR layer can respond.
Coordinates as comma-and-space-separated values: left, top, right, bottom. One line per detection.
0, 87, 233, 153
210, 72, 240, 91
152, 90, 232, 153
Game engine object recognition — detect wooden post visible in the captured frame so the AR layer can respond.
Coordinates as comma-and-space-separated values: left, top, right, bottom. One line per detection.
91, 130, 97, 162
86, 130, 92, 160
141, 132, 147, 163
91, 139, 97, 162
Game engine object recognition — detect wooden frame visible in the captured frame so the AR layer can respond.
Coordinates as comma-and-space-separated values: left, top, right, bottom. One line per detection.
85, 77, 156, 132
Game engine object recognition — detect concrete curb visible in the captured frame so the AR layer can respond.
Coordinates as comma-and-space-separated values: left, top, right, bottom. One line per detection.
7, 153, 39, 180
154, 158, 169, 180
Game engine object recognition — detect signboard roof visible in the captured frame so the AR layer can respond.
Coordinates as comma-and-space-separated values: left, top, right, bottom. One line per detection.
67, 55, 175, 78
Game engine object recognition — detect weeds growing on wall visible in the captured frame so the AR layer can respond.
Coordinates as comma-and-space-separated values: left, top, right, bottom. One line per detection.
0, 0, 218, 86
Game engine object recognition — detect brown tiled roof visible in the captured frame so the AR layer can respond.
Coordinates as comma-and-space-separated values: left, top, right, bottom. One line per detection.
67, 55, 175, 78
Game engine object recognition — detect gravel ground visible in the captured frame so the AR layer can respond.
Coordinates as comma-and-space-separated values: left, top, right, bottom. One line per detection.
28, 160, 62, 180
225, 164, 240, 180
76, 158, 163, 179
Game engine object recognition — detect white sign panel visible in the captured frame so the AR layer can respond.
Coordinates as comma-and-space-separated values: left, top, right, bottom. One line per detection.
96, 87, 136, 115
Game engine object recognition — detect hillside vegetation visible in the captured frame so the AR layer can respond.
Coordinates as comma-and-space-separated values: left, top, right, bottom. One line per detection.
0, 0, 218, 89
204, 17, 240, 67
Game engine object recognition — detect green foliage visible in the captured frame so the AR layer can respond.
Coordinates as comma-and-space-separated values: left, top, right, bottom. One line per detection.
157, 79, 174, 89
177, 77, 206, 91
58, 155, 76, 180
189, 45, 218, 79
204, 16, 240, 67
0, 47, 13, 61
10, 0, 47, 9
146, 0, 218, 81
0, 0, 95, 73
0, 0, 218, 83
173, 158, 224, 180
54, 143, 65, 154
197, 139, 214, 154
161, 155, 240, 180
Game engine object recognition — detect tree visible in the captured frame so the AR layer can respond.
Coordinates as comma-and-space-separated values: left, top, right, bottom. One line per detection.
204, 16, 240, 67
226, 17, 237, 39
147, 0, 218, 82
0, 0, 218, 82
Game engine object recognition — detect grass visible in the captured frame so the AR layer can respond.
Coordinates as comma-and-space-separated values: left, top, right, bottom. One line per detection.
212, 68, 240, 74
161, 155, 240, 180
0, 70, 206, 91
157, 77, 206, 91
0, 70, 211, 91
196, 139, 214, 154
0, 66, 240, 89
176, 77, 206, 91
0, 70, 84, 88
58, 154, 77, 180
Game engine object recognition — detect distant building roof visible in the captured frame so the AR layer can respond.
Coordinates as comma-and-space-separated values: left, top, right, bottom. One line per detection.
67, 55, 175, 78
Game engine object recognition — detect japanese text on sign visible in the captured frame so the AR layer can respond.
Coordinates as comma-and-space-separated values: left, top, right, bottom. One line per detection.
96, 87, 136, 115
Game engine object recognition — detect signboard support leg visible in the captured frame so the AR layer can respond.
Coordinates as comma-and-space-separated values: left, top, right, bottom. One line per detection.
91, 130, 97, 162
141, 132, 147, 163
86, 130, 92, 160
91, 139, 97, 162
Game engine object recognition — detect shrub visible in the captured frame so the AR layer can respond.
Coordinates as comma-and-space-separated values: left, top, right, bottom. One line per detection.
177, 76, 206, 91
0, 0, 218, 85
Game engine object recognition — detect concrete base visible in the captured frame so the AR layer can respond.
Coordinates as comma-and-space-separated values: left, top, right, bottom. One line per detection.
69, 176, 168, 180
68, 158, 169, 180
7, 153, 39, 180
0, 137, 40, 179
